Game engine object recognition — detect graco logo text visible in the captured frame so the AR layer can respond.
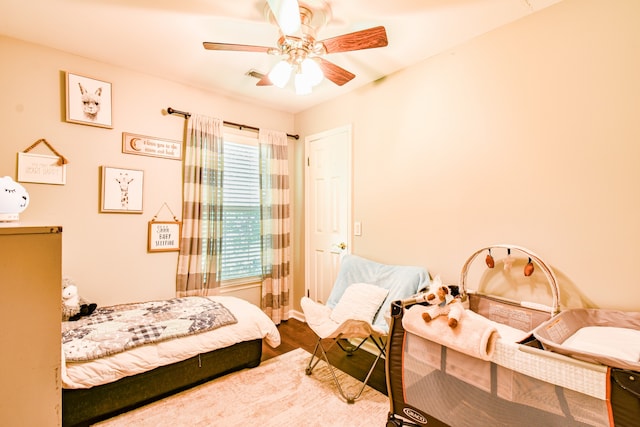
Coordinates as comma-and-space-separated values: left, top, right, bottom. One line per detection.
403, 407, 428, 424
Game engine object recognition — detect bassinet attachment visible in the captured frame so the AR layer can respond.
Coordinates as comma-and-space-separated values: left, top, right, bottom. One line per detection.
533, 308, 640, 371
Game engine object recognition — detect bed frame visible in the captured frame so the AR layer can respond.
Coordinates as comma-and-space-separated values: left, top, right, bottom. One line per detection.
63, 338, 262, 427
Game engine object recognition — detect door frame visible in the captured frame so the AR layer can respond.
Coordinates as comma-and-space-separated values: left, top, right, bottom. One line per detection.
304, 124, 353, 300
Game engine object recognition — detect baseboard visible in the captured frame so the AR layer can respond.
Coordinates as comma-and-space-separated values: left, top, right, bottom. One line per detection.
289, 309, 305, 322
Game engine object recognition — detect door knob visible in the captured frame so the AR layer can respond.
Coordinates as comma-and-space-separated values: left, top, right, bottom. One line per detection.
338, 242, 347, 250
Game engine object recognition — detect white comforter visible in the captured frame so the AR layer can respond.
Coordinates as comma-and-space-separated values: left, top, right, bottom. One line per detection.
61, 296, 281, 389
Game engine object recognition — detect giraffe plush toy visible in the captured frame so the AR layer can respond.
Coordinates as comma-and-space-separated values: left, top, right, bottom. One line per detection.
421, 279, 464, 328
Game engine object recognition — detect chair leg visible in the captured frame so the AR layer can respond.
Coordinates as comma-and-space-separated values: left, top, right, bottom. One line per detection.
305, 338, 324, 375
305, 335, 385, 404
305, 336, 343, 376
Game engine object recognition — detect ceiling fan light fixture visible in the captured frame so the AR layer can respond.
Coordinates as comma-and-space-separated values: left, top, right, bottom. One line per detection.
295, 72, 312, 95
269, 60, 293, 88
301, 57, 323, 86
205, 1, 387, 92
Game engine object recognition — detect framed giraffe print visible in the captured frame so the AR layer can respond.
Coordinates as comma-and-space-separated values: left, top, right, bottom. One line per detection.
100, 166, 144, 213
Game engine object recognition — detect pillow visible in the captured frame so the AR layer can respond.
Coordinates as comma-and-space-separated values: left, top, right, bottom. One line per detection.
329, 282, 389, 325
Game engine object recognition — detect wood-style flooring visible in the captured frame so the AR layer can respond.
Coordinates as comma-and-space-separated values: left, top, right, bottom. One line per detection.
261, 318, 388, 395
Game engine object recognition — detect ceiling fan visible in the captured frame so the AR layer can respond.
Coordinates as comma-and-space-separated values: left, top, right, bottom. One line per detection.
202, 0, 388, 94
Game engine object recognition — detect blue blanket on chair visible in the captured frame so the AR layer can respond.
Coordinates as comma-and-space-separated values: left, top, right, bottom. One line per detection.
326, 254, 430, 332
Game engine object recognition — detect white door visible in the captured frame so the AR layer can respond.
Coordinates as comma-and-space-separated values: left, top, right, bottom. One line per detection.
305, 125, 352, 304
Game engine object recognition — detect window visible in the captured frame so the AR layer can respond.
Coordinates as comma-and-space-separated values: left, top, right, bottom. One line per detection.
220, 132, 261, 283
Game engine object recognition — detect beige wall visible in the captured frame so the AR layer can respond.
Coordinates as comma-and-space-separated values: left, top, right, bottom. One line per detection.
2, 0, 639, 315
295, 0, 640, 312
0, 36, 294, 306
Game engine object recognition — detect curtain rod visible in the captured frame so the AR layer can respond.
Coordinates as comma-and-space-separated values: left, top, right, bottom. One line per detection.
166, 107, 299, 140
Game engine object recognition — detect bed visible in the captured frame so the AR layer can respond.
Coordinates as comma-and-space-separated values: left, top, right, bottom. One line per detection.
61, 295, 280, 427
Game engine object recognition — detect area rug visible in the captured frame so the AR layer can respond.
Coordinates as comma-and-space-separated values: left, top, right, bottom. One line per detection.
94, 347, 389, 426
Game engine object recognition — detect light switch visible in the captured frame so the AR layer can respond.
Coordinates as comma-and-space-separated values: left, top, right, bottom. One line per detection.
354, 221, 362, 236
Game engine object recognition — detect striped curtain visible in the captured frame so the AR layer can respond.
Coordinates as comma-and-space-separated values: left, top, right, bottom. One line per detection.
176, 115, 224, 296
258, 129, 291, 324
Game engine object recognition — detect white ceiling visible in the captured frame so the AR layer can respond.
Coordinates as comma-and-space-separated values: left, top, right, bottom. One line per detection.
0, 0, 561, 114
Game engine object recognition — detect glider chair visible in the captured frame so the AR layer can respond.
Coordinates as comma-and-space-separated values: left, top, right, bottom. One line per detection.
301, 254, 429, 403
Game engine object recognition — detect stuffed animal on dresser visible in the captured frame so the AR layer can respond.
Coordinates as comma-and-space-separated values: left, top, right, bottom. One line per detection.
62, 277, 97, 321
421, 281, 464, 328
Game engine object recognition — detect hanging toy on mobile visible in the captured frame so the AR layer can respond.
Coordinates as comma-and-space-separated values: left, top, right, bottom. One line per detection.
503, 248, 514, 271
485, 249, 495, 268
524, 257, 535, 276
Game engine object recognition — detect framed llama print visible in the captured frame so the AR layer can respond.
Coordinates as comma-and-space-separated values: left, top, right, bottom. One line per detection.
65, 72, 113, 128
100, 166, 143, 213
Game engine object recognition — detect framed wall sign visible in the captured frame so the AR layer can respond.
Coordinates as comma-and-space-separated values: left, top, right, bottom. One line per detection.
65, 72, 113, 128
100, 166, 143, 213
122, 132, 182, 160
148, 221, 181, 252
17, 152, 67, 185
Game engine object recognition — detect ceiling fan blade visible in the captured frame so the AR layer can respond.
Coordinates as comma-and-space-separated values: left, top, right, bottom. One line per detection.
316, 57, 355, 86
267, 0, 301, 35
256, 74, 273, 86
203, 42, 272, 53
320, 26, 388, 54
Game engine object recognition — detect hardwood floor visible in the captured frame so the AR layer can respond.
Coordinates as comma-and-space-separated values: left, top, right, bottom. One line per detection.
261, 318, 388, 395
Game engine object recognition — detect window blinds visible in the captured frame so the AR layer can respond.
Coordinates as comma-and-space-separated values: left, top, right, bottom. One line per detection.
220, 140, 262, 281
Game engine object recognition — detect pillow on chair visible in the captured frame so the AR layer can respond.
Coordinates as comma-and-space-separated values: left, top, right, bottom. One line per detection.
329, 282, 389, 325
325, 254, 430, 333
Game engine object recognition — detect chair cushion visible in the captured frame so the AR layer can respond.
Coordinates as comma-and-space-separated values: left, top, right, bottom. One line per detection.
326, 255, 430, 333
329, 282, 389, 325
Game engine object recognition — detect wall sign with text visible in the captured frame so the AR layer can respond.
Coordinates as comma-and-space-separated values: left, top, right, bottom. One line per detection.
148, 221, 182, 252
17, 152, 67, 185
123, 132, 182, 160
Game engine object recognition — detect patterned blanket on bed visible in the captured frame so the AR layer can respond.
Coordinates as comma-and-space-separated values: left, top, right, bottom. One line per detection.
62, 296, 237, 362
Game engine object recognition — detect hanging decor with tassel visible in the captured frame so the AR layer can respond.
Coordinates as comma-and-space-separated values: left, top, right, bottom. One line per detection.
17, 138, 68, 185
